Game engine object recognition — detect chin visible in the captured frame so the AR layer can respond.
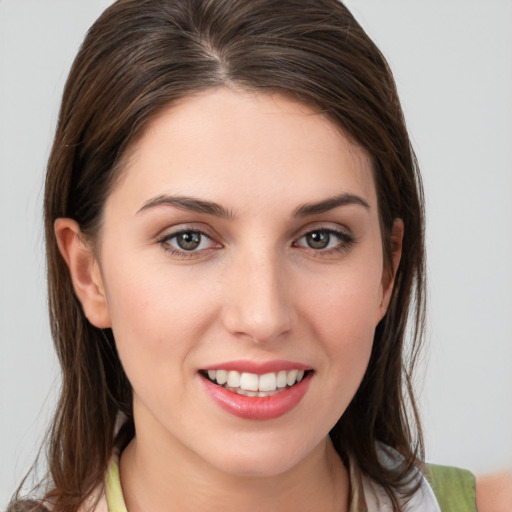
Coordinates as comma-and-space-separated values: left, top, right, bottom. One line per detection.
202, 432, 322, 478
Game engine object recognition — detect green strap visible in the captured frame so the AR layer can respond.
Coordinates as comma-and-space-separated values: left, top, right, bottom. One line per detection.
425, 464, 477, 512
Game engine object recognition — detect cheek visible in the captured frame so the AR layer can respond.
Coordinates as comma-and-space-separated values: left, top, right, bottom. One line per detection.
317, 288, 377, 375
304, 261, 383, 337
104, 252, 208, 331
100, 256, 216, 388
299, 262, 383, 393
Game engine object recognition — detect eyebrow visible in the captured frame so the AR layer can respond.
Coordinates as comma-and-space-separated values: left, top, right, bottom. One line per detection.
294, 193, 370, 217
137, 192, 370, 218
137, 194, 234, 218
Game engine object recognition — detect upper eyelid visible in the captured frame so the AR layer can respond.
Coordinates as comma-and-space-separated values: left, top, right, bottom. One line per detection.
161, 227, 211, 238
156, 224, 217, 241
159, 229, 217, 247
301, 226, 348, 234
294, 227, 352, 242
293, 224, 352, 240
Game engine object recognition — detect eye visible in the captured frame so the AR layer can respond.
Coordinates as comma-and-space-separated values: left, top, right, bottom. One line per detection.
159, 229, 220, 255
294, 228, 354, 252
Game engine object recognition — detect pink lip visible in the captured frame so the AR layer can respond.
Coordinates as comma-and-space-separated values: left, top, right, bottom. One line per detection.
201, 359, 311, 374
199, 371, 312, 420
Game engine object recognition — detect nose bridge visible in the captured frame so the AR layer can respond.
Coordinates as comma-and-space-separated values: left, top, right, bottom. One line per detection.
222, 243, 293, 343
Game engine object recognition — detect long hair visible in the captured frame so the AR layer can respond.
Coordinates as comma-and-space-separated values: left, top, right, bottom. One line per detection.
10, 1, 426, 510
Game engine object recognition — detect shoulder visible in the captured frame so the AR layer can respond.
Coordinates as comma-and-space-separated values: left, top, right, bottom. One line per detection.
475, 470, 512, 512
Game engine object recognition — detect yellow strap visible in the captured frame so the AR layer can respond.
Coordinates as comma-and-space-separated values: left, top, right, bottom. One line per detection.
105, 456, 128, 512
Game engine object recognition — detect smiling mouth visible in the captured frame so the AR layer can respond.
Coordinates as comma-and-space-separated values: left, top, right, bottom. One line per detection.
200, 369, 312, 397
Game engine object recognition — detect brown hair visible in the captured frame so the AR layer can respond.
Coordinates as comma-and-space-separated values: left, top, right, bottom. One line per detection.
10, 0, 426, 510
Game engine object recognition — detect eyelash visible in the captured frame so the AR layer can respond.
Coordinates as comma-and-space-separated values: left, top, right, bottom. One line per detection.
156, 227, 355, 259
293, 228, 355, 255
157, 228, 219, 259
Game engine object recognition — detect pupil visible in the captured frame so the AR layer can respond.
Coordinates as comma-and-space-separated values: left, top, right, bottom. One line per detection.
177, 232, 201, 250
307, 231, 329, 249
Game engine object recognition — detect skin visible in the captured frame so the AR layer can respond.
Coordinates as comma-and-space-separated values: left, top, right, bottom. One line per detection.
476, 471, 512, 512
56, 87, 403, 512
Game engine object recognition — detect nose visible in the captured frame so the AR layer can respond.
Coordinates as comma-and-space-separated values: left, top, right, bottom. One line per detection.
221, 249, 294, 344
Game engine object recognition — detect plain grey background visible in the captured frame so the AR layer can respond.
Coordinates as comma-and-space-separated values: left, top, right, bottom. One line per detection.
1, 0, 511, 507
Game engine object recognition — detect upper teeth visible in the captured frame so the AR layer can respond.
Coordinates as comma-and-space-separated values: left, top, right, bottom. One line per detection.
206, 369, 305, 392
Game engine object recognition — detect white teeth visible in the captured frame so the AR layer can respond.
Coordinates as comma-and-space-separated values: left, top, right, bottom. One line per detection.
205, 368, 308, 392
216, 369, 228, 385
276, 370, 287, 388
240, 372, 259, 391
259, 372, 277, 392
286, 369, 298, 386
227, 370, 240, 388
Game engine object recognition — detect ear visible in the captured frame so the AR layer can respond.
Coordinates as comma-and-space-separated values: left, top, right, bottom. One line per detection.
54, 218, 111, 328
378, 218, 404, 320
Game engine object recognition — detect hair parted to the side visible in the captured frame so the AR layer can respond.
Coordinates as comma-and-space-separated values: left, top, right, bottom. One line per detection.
9, 1, 426, 511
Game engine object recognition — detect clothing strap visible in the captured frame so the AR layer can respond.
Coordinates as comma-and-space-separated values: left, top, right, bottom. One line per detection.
425, 464, 477, 512
105, 456, 128, 512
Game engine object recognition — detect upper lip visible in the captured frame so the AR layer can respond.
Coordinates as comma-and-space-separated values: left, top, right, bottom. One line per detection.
200, 359, 312, 374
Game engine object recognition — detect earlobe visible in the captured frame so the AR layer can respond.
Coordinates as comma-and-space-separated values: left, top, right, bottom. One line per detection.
378, 218, 404, 320
54, 218, 111, 328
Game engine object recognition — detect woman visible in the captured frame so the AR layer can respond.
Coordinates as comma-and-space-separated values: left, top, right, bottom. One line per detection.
7, 0, 510, 511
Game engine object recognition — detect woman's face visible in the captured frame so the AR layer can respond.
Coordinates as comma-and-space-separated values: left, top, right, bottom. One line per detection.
85, 88, 398, 476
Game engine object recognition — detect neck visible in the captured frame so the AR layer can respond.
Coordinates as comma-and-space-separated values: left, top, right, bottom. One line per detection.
119, 432, 349, 512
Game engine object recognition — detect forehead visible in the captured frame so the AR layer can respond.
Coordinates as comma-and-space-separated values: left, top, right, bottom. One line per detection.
109, 87, 376, 215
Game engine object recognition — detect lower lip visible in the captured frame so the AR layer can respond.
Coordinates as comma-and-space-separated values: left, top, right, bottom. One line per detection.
200, 373, 312, 420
